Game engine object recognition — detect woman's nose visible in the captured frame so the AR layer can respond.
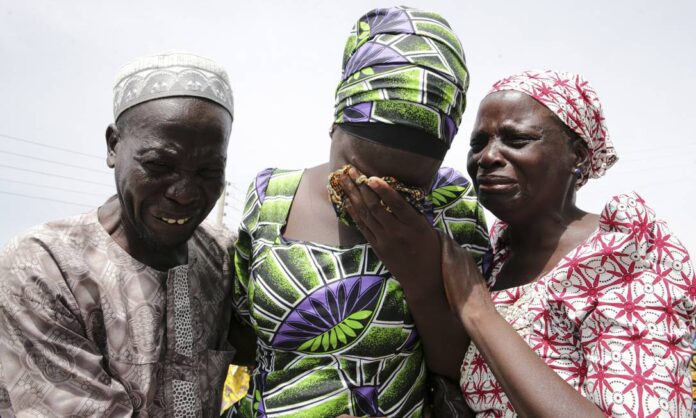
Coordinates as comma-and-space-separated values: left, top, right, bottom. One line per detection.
477, 139, 505, 169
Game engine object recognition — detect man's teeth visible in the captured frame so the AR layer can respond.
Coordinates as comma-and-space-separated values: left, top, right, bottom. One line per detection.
160, 217, 191, 225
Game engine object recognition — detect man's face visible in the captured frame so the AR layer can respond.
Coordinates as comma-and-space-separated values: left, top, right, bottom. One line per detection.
108, 97, 231, 249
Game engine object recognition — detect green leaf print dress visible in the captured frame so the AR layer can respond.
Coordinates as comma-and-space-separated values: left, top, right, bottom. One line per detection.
229, 167, 489, 418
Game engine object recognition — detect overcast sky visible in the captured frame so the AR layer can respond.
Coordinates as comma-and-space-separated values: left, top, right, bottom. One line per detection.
1, 0, 694, 253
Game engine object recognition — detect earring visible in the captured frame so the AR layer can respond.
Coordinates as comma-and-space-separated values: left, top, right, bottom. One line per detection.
573, 167, 583, 179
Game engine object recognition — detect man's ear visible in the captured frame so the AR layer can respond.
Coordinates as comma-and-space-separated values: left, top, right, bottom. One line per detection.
106, 123, 120, 168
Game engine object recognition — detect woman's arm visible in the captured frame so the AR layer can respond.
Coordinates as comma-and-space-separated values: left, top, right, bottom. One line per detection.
341, 171, 604, 417
440, 237, 604, 418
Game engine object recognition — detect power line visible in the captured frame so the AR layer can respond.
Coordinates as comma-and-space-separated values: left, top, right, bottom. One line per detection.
0, 150, 111, 174
0, 133, 103, 160
0, 190, 93, 208
0, 164, 114, 188
0, 178, 108, 197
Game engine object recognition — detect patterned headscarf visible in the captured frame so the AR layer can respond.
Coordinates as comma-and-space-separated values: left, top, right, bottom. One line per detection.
489, 70, 617, 187
334, 6, 468, 159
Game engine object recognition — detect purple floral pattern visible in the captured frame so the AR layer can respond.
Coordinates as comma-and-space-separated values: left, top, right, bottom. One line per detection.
272, 275, 384, 353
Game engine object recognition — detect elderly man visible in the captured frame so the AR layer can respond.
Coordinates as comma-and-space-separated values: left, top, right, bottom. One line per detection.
0, 52, 237, 417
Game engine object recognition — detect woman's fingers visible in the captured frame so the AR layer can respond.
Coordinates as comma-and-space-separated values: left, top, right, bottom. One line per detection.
366, 176, 423, 225
339, 171, 385, 236
440, 235, 490, 320
341, 168, 398, 231
343, 200, 377, 243
440, 234, 463, 310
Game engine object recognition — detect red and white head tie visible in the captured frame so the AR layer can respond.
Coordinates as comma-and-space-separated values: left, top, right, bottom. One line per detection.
489, 70, 618, 188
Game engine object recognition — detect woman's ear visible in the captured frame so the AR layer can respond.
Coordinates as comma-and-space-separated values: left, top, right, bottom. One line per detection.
572, 138, 591, 174
105, 123, 120, 169
329, 123, 337, 139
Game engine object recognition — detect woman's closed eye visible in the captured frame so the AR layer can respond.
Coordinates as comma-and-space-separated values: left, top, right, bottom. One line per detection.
469, 135, 488, 153
503, 133, 540, 148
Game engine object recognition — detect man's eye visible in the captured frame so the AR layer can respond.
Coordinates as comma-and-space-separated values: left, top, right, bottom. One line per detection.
143, 161, 171, 172
200, 168, 224, 179
469, 139, 486, 152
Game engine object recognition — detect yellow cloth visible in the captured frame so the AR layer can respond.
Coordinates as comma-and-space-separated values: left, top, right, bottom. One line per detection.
221, 365, 250, 411
691, 349, 696, 399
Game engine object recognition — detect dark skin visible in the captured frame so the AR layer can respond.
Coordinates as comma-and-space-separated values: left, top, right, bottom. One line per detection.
99, 97, 231, 271
283, 124, 441, 247
341, 91, 605, 417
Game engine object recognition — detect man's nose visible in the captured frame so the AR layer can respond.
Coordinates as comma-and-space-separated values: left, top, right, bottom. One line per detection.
164, 175, 201, 206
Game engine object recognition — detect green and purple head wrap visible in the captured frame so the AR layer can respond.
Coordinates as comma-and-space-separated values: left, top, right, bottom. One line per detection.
334, 6, 469, 159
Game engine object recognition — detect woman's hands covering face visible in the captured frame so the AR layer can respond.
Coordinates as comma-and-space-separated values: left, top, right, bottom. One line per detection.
339, 166, 492, 325
338, 167, 441, 292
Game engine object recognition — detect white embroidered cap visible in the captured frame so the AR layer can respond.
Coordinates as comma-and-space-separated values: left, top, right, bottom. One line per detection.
113, 52, 234, 119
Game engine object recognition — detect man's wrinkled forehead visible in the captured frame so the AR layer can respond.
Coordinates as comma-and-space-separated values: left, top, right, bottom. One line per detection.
118, 95, 230, 131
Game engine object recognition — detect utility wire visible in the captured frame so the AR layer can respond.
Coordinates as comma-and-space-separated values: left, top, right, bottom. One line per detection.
0, 133, 103, 160
0, 190, 93, 208
0, 150, 111, 174
0, 164, 114, 188
1, 132, 104, 159
0, 178, 108, 197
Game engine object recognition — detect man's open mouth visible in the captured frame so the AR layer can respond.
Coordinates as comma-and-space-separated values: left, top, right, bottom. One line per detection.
156, 216, 192, 225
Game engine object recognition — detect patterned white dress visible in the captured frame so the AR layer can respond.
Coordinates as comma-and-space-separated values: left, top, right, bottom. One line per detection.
460, 193, 696, 417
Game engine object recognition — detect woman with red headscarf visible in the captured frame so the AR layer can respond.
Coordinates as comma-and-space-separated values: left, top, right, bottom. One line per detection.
339, 70, 695, 417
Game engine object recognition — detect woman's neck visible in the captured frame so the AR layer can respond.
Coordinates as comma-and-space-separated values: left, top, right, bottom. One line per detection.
283, 163, 366, 247
506, 203, 587, 253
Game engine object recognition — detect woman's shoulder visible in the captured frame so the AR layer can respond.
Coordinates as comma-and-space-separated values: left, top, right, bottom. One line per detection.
598, 192, 657, 235
595, 191, 692, 264
431, 166, 473, 192
593, 192, 693, 296
244, 168, 304, 205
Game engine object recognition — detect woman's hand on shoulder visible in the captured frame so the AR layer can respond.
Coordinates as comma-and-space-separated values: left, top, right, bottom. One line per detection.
440, 234, 495, 328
